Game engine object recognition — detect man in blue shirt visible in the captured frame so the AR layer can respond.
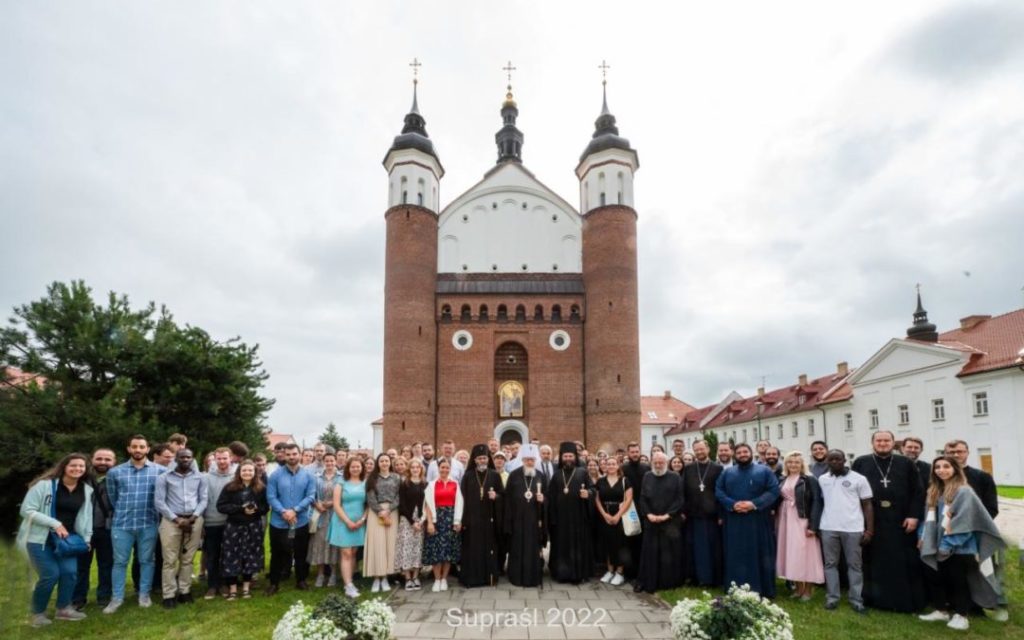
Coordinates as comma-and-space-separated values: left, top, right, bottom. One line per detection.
103, 435, 166, 614
265, 443, 315, 595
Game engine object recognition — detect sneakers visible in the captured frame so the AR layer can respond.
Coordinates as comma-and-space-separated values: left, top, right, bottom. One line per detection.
204, 588, 217, 600
405, 580, 415, 591
30, 614, 52, 627
823, 601, 838, 611
431, 580, 442, 593
919, 610, 951, 622
412, 578, 421, 590
315, 573, 325, 588
55, 606, 87, 621
600, 571, 614, 583
381, 579, 392, 590
344, 583, 359, 599
138, 594, 152, 608
947, 614, 969, 631
610, 573, 624, 586
327, 574, 337, 588
990, 608, 1009, 623
371, 578, 381, 593
102, 599, 123, 614
440, 579, 448, 591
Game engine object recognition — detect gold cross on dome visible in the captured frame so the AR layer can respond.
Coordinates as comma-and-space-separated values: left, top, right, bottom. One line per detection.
409, 57, 422, 83
503, 60, 517, 85
598, 59, 611, 84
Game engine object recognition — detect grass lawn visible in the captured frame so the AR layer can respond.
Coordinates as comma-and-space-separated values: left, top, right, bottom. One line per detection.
998, 486, 1024, 500
659, 549, 1021, 640
0, 543, 389, 640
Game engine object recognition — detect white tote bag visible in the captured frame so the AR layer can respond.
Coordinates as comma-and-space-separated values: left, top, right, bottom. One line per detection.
622, 501, 641, 537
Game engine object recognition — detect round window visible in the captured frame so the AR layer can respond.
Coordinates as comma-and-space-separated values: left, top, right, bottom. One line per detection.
549, 330, 570, 351
452, 330, 473, 351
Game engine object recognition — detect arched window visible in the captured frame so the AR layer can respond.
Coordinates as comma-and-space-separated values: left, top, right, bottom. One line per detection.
570, 304, 581, 323
400, 176, 408, 204
533, 305, 544, 321
617, 172, 625, 205
441, 304, 452, 322
497, 304, 508, 322
479, 304, 489, 322
515, 304, 526, 323
551, 304, 562, 323
600, 192, 606, 206
598, 172, 606, 207
460, 304, 472, 322
417, 192, 423, 206
417, 178, 425, 206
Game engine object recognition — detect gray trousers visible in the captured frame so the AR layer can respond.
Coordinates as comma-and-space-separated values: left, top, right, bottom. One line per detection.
821, 530, 863, 606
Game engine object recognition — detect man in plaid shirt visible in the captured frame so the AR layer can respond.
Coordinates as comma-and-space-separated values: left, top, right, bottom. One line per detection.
103, 434, 166, 614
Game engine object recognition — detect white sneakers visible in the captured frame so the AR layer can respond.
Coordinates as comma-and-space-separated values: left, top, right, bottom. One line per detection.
600, 571, 614, 583
55, 607, 86, 621
440, 579, 448, 591
405, 581, 416, 591
381, 579, 393, 590
412, 578, 421, 590
431, 580, 441, 593
327, 574, 337, 588
947, 615, 969, 631
138, 594, 152, 608
371, 578, 381, 593
919, 610, 950, 622
30, 614, 52, 627
102, 599, 123, 614
344, 582, 359, 599
314, 573, 325, 588
610, 573, 625, 586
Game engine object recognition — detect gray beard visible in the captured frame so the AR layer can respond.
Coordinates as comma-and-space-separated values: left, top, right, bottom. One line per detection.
524, 469, 534, 478
477, 465, 488, 472
652, 467, 667, 477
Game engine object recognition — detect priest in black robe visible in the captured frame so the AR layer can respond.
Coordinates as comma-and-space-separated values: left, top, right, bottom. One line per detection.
546, 441, 594, 584
851, 431, 925, 613
682, 440, 723, 586
620, 442, 651, 580
636, 452, 685, 593
459, 444, 504, 587
899, 436, 932, 494
504, 444, 546, 587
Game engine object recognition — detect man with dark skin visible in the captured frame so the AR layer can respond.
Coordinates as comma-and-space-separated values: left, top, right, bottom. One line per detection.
819, 450, 873, 613
154, 449, 207, 608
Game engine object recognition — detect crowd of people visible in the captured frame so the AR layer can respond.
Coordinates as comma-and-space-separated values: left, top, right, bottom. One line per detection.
15, 430, 1009, 632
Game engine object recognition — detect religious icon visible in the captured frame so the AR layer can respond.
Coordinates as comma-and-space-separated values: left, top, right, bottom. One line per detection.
497, 380, 525, 417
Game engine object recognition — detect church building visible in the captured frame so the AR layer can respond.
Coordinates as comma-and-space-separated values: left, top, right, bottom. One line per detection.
379, 70, 641, 452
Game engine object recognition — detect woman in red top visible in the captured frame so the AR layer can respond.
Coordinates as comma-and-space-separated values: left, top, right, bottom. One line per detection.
422, 458, 464, 592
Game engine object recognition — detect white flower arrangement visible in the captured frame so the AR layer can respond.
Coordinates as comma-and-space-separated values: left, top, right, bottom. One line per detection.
273, 598, 396, 640
669, 584, 794, 640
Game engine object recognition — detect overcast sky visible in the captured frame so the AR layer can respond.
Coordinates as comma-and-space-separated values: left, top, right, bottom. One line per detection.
3, 1, 1022, 447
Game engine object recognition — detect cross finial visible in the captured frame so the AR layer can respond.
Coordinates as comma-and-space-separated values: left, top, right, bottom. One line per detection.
598, 59, 611, 86
503, 60, 517, 85
915, 283, 921, 295
409, 57, 422, 85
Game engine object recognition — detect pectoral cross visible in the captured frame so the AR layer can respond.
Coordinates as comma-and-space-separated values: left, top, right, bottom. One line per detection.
880, 477, 891, 488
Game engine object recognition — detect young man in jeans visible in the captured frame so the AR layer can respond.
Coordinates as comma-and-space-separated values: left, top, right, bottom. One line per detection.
265, 443, 316, 595
104, 435, 166, 613
818, 449, 873, 614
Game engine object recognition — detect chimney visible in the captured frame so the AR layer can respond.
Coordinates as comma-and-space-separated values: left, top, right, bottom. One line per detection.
663, 390, 671, 400
798, 373, 808, 386
756, 386, 765, 397
837, 361, 849, 376
959, 315, 991, 331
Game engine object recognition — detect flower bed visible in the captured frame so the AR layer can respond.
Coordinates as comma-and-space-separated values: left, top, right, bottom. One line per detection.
273, 596, 396, 640
669, 584, 794, 640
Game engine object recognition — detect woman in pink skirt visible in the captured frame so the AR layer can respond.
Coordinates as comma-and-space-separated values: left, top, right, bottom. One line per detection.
776, 451, 825, 600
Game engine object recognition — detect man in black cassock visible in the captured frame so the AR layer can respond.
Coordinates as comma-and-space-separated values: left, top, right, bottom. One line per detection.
851, 431, 925, 613
547, 441, 594, 584
504, 444, 546, 587
900, 436, 932, 493
636, 452, 685, 593
944, 440, 998, 518
620, 442, 650, 581
682, 440, 723, 586
459, 444, 504, 587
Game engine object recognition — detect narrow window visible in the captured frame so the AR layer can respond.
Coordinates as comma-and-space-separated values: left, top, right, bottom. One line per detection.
898, 404, 909, 425
844, 413, 853, 432
441, 304, 452, 322
478, 305, 489, 322
515, 305, 526, 323
869, 409, 879, 429
533, 305, 544, 321
570, 305, 581, 322
551, 305, 562, 323
460, 304, 472, 322
973, 392, 989, 416
932, 398, 945, 421
497, 304, 508, 322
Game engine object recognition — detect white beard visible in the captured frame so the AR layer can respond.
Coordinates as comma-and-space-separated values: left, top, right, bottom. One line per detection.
652, 467, 667, 477
523, 469, 534, 478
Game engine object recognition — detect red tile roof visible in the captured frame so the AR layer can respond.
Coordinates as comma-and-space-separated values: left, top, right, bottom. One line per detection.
665, 404, 719, 436
937, 309, 1024, 376
1, 366, 46, 389
641, 394, 697, 427
265, 432, 296, 448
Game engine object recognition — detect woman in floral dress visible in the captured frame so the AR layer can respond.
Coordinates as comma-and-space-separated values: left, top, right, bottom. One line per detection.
216, 460, 269, 599
307, 452, 340, 586
394, 457, 426, 590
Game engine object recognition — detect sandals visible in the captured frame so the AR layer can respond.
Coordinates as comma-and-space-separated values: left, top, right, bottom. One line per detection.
226, 592, 238, 601
241, 589, 251, 599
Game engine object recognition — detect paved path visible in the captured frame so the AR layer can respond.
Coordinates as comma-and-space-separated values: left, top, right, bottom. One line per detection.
386, 578, 672, 640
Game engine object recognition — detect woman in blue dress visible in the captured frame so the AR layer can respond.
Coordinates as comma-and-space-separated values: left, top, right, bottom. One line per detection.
330, 456, 367, 598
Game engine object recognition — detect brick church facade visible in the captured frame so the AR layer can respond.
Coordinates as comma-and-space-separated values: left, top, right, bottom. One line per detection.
380, 75, 641, 452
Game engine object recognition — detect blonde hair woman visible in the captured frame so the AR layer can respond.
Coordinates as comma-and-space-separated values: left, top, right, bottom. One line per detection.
775, 451, 824, 600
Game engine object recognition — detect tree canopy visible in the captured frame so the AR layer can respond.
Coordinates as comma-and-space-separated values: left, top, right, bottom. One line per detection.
0, 280, 275, 537
319, 422, 349, 452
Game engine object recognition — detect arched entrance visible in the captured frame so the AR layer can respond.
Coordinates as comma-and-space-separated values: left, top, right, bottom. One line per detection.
494, 420, 529, 446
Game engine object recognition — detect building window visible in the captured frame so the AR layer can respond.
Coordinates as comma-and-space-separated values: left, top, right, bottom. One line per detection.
440, 304, 452, 322
551, 305, 562, 323
651, 434, 657, 445
478, 305, 489, 322
742, 429, 748, 442
515, 304, 526, 323
496, 304, 508, 323
898, 404, 910, 425
570, 304, 581, 323
460, 304, 472, 322
869, 409, 879, 429
797, 394, 806, 406
777, 424, 783, 440
844, 413, 853, 432
647, 411, 657, 420
533, 305, 544, 321
808, 418, 815, 436
732, 431, 737, 443
973, 392, 989, 417
417, 192, 423, 206
932, 398, 945, 421
792, 421, 798, 438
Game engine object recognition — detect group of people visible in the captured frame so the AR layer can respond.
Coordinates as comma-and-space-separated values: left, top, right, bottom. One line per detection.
16, 430, 1009, 633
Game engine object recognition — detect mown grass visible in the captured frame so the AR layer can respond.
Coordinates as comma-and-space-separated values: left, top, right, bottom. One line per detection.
0, 542, 387, 640
998, 486, 1024, 500
659, 549, 1021, 640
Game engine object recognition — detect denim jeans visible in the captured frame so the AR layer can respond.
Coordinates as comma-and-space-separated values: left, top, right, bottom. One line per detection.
74, 527, 113, 605
27, 542, 78, 614
111, 526, 158, 601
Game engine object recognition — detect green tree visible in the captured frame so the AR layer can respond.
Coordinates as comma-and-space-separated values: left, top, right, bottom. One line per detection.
0, 280, 275, 537
320, 422, 349, 451
701, 429, 719, 455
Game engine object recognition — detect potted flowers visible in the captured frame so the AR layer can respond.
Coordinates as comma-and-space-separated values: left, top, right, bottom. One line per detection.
273, 595, 396, 640
669, 584, 794, 640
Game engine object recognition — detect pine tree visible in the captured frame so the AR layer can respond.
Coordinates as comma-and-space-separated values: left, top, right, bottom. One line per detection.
320, 422, 349, 451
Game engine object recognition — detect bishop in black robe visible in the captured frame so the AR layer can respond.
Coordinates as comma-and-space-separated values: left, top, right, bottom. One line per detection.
504, 445, 546, 587
682, 447, 723, 586
851, 439, 925, 613
636, 454, 686, 593
459, 445, 505, 587
547, 442, 594, 584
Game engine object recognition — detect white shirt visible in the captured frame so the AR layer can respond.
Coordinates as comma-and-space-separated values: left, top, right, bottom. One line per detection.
426, 457, 465, 483
819, 469, 873, 533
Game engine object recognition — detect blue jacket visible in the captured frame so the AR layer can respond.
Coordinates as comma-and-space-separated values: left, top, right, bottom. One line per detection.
266, 465, 315, 529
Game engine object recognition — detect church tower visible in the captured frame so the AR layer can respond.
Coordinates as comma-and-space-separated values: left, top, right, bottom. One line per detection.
577, 71, 641, 451
381, 72, 444, 449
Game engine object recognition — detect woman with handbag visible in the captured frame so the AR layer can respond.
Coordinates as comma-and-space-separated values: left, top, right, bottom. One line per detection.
364, 453, 401, 593
306, 451, 340, 587
17, 453, 94, 627
216, 460, 269, 600
594, 455, 634, 586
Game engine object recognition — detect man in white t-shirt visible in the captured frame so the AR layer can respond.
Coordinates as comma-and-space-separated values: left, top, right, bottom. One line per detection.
818, 449, 874, 614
